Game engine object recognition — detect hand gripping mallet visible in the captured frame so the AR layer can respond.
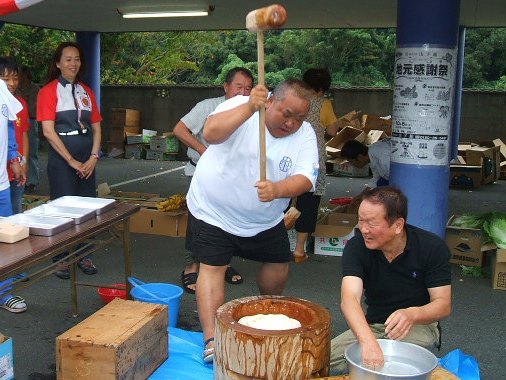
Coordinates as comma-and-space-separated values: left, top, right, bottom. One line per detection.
246, 4, 287, 181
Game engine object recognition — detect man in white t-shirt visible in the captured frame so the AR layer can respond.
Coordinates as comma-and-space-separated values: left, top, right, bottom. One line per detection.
186, 79, 318, 363
173, 67, 254, 294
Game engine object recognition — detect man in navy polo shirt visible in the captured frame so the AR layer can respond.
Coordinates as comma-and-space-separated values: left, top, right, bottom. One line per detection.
330, 186, 452, 374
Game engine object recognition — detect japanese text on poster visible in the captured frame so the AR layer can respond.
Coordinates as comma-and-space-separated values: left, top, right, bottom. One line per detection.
392, 46, 456, 165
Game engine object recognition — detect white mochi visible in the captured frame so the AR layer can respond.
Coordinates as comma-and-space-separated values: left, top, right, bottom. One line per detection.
238, 313, 302, 330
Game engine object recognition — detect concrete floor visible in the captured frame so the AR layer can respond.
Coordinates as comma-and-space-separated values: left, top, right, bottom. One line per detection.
1, 148, 505, 379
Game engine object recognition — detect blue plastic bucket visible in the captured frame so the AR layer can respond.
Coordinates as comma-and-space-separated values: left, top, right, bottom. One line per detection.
128, 277, 183, 327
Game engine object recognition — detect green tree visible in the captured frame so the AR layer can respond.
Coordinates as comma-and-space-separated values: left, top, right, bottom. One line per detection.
464, 28, 506, 88
0, 24, 73, 83
101, 32, 209, 85
1, 24, 504, 89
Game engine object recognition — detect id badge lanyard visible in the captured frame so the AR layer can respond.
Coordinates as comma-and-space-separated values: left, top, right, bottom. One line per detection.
71, 83, 87, 133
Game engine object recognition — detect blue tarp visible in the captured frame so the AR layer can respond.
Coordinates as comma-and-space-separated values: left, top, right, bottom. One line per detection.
438, 349, 480, 380
149, 327, 213, 380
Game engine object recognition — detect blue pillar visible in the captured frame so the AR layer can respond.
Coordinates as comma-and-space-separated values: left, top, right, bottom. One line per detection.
391, 0, 460, 237
451, 27, 466, 160
76, 32, 101, 110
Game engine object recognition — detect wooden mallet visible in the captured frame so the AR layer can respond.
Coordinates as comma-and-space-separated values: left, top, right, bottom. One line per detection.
246, 4, 287, 181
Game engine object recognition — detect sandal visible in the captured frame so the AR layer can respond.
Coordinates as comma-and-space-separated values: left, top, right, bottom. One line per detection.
55, 263, 70, 280
181, 271, 198, 294
78, 258, 97, 275
225, 266, 243, 285
292, 252, 309, 264
203, 337, 215, 363
1, 295, 27, 313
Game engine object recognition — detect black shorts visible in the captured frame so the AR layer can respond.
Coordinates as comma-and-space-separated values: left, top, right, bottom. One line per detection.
294, 192, 321, 233
185, 212, 291, 266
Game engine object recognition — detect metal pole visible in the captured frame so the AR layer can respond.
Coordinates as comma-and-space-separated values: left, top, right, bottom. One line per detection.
391, 0, 460, 237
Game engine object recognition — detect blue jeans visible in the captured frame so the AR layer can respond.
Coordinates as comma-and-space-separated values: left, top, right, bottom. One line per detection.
9, 181, 24, 215
0, 188, 14, 299
0, 187, 12, 217
27, 119, 40, 186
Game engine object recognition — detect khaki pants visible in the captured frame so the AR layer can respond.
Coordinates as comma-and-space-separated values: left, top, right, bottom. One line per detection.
329, 322, 440, 375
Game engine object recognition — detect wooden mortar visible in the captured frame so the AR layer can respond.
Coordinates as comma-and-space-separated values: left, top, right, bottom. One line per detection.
215, 295, 331, 379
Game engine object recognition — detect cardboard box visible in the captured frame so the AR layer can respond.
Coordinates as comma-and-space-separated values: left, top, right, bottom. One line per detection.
466, 146, 499, 184
111, 108, 140, 128
356, 129, 387, 146
124, 144, 146, 159
129, 207, 188, 237
477, 141, 503, 182
150, 133, 179, 153
99, 189, 160, 203
0, 334, 14, 380
99, 188, 188, 237
325, 126, 362, 158
492, 138, 506, 158
109, 126, 140, 143
142, 129, 157, 143
313, 213, 357, 256
145, 149, 177, 161
21, 194, 50, 211
446, 215, 487, 267
449, 165, 482, 189
361, 114, 392, 135
125, 132, 144, 145
326, 159, 370, 177
56, 299, 167, 380
492, 248, 506, 290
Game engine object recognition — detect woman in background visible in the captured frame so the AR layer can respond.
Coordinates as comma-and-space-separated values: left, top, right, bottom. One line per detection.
37, 41, 102, 279
292, 68, 340, 262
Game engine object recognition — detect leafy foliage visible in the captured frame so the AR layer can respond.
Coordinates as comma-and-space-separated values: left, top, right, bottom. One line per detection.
0, 24, 504, 88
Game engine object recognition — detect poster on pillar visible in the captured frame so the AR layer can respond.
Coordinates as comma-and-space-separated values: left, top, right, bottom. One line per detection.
391, 46, 456, 166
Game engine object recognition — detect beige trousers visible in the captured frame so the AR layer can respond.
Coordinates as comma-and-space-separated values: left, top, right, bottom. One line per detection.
329, 322, 440, 375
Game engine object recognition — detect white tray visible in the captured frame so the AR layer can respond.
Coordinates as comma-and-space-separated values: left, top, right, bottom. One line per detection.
49, 196, 116, 215
25, 204, 96, 224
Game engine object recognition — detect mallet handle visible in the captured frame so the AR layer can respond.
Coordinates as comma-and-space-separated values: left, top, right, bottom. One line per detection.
258, 31, 266, 181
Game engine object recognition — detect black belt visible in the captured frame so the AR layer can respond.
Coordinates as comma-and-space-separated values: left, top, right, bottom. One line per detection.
189, 159, 197, 167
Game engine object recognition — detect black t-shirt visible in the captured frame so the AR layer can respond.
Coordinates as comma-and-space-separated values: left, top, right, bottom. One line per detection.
342, 224, 451, 324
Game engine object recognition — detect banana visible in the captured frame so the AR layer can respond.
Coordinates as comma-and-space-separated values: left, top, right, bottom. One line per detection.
156, 194, 187, 211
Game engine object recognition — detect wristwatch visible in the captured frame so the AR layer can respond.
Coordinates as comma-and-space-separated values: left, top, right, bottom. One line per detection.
90, 153, 99, 160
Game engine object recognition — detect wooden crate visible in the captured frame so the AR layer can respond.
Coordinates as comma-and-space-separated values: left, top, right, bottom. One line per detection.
109, 126, 141, 143
111, 108, 141, 128
56, 299, 168, 380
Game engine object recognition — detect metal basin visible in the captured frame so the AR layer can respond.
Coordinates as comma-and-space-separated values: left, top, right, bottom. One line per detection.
345, 339, 438, 380
6, 214, 74, 236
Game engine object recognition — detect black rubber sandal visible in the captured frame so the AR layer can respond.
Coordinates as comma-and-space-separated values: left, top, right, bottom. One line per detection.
225, 266, 243, 285
181, 271, 198, 294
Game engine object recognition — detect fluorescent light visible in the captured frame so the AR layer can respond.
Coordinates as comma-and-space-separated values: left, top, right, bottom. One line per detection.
122, 11, 208, 19
118, 5, 213, 19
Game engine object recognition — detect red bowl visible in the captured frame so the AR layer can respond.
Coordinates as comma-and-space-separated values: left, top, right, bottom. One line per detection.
97, 284, 127, 303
